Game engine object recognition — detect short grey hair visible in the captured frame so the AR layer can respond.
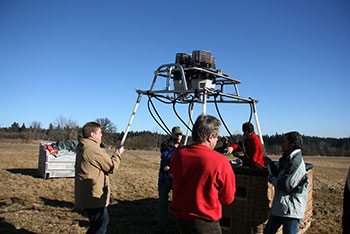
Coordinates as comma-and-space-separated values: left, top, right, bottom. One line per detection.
192, 115, 221, 143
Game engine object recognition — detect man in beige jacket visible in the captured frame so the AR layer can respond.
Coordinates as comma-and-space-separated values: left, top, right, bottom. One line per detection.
75, 122, 124, 234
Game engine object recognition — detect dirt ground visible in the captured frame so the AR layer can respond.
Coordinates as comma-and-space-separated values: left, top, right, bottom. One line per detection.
0, 140, 348, 234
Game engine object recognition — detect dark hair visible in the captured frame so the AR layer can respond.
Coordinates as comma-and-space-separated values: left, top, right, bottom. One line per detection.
285, 131, 303, 149
192, 115, 221, 143
242, 122, 254, 133
82, 122, 101, 138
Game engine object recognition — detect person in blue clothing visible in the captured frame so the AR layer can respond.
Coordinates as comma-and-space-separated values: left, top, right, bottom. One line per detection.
155, 126, 183, 233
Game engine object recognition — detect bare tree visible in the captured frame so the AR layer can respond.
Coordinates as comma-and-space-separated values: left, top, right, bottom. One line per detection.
54, 115, 77, 128
95, 118, 117, 146
30, 121, 42, 129
54, 116, 78, 140
95, 118, 117, 134
29, 121, 42, 140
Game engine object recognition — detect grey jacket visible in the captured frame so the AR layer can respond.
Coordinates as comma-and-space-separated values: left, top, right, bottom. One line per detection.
269, 149, 309, 219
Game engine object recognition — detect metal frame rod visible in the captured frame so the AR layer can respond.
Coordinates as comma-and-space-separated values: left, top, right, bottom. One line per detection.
136, 89, 254, 103
216, 92, 255, 103
252, 100, 267, 157
123, 61, 267, 158
119, 92, 143, 146
202, 89, 207, 115
184, 103, 194, 145
174, 67, 242, 83
151, 64, 187, 91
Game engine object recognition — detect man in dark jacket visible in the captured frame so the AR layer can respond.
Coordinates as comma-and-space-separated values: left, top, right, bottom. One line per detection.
155, 126, 183, 233
343, 167, 350, 234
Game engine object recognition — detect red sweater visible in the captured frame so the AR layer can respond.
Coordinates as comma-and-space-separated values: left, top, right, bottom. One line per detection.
230, 132, 264, 168
169, 144, 236, 221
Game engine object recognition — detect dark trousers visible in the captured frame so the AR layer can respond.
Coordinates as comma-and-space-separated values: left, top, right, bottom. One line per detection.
155, 183, 172, 231
344, 181, 350, 234
85, 207, 109, 234
175, 218, 222, 234
263, 215, 300, 234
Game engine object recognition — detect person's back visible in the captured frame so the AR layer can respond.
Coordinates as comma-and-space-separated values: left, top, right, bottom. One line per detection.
169, 115, 236, 234
241, 132, 264, 167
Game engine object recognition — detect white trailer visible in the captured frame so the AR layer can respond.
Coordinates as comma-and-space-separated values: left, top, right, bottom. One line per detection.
37, 143, 76, 179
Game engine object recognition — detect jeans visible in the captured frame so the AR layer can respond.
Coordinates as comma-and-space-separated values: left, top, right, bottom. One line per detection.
175, 218, 222, 234
85, 207, 109, 234
155, 182, 172, 231
263, 215, 300, 234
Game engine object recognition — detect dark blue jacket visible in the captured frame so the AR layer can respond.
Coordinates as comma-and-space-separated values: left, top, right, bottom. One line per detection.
158, 138, 180, 187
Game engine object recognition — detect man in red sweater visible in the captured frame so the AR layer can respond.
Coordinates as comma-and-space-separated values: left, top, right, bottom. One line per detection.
225, 122, 265, 168
169, 115, 236, 234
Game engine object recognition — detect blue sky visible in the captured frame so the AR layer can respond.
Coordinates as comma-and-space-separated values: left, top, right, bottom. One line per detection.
0, 0, 349, 138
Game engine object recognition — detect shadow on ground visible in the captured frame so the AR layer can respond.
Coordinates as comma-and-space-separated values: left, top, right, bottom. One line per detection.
107, 198, 177, 234
0, 218, 37, 234
6, 168, 39, 178
40, 197, 75, 209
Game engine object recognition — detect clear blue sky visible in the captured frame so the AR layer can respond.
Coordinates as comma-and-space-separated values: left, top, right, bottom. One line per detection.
1, 0, 349, 138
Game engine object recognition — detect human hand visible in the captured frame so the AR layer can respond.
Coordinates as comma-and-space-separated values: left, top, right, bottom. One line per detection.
163, 166, 170, 172
115, 146, 124, 156
225, 147, 233, 154
264, 157, 272, 166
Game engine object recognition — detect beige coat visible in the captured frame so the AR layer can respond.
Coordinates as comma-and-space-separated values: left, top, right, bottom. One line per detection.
75, 137, 121, 209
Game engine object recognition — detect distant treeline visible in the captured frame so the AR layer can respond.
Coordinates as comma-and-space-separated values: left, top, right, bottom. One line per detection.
1, 120, 349, 156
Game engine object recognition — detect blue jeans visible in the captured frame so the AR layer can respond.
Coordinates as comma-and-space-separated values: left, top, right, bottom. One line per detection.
85, 207, 109, 234
155, 182, 172, 231
263, 215, 300, 234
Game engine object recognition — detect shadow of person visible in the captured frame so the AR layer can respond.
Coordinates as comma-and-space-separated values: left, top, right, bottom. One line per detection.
106, 198, 177, 234
39, 197, 85, 217
39, 197, 74, 209
6, 168, 39, 178
0, 217, 37, 234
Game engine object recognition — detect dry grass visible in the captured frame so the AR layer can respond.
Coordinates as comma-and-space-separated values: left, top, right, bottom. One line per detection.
0, 140, 348, 234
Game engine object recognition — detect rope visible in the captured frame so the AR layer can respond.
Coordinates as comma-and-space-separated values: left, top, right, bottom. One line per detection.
248, 103, 253, 123
147, 96, 172, 136
152, 94, 173, 104
188, 102, 194, 127
172, 93, 192, 132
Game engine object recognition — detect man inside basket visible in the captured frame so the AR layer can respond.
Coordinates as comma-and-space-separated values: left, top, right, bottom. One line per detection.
224, 122, 265, 168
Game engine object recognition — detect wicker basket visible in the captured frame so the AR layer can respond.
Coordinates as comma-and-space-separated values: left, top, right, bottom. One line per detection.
221, 163, 313, 234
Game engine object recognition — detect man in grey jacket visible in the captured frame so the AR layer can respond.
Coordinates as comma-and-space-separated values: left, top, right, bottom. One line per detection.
264, 131, 309, 234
